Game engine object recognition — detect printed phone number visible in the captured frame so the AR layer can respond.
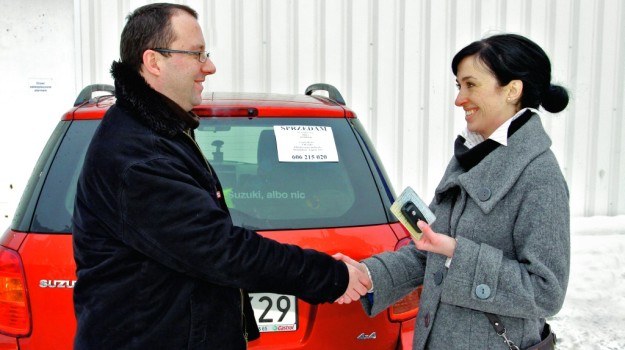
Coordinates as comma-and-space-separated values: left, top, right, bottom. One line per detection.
291, 154, 328, 160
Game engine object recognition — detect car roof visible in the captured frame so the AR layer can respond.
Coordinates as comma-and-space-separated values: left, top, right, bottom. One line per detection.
65, 91, 356, 120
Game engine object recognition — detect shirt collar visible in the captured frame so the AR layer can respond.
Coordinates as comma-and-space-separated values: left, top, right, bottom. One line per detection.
461, 107, 540, 149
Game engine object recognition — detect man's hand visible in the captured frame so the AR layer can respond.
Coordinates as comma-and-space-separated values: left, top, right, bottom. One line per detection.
332, 253, 372, 304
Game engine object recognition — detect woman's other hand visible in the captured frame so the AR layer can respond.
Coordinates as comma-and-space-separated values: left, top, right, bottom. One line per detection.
413, 221, 457, 258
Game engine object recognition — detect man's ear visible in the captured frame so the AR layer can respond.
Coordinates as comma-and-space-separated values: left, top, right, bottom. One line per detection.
507, 80, 523, 103
142, 49, 161, 76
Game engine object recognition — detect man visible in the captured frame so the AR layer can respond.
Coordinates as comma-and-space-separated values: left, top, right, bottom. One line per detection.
72, 3, 369, 349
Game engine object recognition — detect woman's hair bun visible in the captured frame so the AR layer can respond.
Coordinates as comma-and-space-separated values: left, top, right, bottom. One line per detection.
541, 84, 569, 113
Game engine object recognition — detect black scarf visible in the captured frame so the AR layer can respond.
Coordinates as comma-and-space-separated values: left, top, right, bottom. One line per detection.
454, 110, 533, 171
110, 61, 200, 138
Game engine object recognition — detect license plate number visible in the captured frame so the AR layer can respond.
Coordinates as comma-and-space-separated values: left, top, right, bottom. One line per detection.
250, 293, 297, 332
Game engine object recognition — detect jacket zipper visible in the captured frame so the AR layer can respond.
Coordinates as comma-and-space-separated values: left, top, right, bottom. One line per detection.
183, 130, 214, 177
241, 289, 249, 346
183, 131, 224, 198
183, 131, 248, 346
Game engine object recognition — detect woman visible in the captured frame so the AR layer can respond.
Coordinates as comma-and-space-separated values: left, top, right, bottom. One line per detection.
337, 34, 570, 349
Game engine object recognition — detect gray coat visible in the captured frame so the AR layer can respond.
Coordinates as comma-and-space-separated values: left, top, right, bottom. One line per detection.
362, 114, 570, 349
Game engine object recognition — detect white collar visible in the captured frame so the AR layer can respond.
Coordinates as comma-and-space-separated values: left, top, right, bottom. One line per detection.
461, 108, 539, 149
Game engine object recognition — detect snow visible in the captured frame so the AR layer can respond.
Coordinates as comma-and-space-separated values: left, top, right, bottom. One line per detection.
550, 216, 625, 350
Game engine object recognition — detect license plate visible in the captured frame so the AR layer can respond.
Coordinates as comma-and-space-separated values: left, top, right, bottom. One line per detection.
250, 293, 298, 332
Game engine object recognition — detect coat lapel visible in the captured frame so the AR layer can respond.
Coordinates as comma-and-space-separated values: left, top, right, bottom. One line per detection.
435, 114, 552, 214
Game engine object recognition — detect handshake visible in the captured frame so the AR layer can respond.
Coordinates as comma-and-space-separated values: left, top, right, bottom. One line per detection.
330, 220, 446, 305
332, 253, 372, 304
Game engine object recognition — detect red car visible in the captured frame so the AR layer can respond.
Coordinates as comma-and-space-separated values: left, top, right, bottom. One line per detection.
0, 83, 421, 349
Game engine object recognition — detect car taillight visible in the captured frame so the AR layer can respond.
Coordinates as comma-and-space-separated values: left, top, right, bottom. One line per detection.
0, 246, 31, 337
389, 237, 422, 322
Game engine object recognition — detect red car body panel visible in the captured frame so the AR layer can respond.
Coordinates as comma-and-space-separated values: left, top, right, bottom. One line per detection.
8, 224, 412, 349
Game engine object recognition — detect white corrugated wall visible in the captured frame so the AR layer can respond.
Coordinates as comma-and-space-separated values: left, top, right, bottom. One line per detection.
67, 0, 625, 217
71, 0, 625, 217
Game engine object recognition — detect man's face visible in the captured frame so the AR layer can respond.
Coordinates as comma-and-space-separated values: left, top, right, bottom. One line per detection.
155, 12, 216, 111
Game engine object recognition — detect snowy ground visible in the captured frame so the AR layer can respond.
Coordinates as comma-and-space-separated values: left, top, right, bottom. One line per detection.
549, 216, 625, 350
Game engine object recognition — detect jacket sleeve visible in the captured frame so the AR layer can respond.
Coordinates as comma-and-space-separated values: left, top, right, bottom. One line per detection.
441, 158, 570, 318
360, 243, 427, 316
118, 156, 348, 304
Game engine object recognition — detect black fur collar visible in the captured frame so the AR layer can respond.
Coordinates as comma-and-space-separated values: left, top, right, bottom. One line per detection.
110, 61, 199, 138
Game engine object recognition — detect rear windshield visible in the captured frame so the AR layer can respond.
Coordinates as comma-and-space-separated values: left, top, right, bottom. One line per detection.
25, 117, 388, 233
196, 118, 387, 230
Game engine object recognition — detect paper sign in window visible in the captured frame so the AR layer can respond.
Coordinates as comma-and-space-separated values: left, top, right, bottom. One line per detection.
273, 125, 338, 162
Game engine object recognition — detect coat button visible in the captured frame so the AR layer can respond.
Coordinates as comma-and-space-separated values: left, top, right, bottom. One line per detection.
434, 271, 444, 285
475, 284, 491, 299
477, 188, 491, 201
424, 311, 430, 328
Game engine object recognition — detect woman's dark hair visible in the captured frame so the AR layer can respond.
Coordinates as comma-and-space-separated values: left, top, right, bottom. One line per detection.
451, 34, 569, 113
120, 3, 198, 73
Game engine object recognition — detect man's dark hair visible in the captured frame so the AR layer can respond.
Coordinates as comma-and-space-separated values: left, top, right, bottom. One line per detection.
451, 33, 569, 113
120, 3, 198, 73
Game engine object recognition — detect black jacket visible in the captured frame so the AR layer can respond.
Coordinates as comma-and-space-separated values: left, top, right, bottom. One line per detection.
72, 61, 349, 349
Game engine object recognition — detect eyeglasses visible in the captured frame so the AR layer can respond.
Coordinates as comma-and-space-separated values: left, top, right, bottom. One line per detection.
151, 48, 210, 63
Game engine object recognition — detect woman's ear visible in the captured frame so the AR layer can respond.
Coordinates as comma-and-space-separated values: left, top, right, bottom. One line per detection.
506, 80, 523, 103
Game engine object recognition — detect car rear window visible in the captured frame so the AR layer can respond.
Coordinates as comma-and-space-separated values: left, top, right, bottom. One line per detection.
195, 118, 387, 230
21, 117, 388, 233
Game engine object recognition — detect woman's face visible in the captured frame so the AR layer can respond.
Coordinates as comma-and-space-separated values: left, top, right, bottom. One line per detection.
454, 55, 520, 139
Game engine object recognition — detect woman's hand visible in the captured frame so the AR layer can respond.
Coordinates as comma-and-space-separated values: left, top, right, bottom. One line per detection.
413, 220, 457, 258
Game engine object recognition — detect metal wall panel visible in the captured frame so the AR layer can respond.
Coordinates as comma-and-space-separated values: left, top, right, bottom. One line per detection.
74, 0, 625, 216
0, 0, 76, 230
